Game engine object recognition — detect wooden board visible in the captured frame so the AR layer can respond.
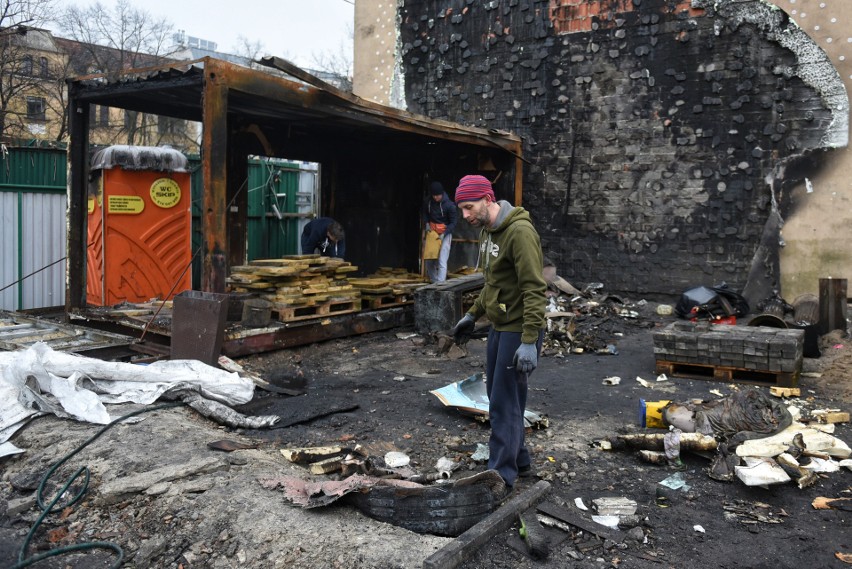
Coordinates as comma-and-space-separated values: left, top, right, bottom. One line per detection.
275, 300, 361, 322
361, 294, 413, 310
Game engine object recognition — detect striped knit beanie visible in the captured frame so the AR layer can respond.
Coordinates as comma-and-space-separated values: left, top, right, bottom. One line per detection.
454, 175, 495, 204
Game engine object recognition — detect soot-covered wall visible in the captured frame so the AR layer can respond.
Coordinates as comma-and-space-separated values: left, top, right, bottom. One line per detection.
398, 0, 847, 300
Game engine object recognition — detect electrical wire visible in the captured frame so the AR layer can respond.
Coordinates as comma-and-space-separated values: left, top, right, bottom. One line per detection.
139, 246, 201, 342
0, 242, 97, 295
0, 256, 66, 294
12, 402, 184, 569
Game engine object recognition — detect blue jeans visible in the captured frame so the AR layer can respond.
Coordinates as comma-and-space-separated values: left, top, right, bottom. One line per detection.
425, 233, 452, 282
485, 328, 543, 486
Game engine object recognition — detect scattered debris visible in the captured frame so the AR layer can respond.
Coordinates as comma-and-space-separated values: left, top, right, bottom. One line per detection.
637, 399, 670, 429
602, 376, 621, 386
542, 282, 652, 357
207, 439, 257, 452
309, 456, 344, 474
607, 431, 718, 455
385, 451, 411, 468
769, 386, 801, 398
722, 500, 787, 524
472, 443, 490, 462
735, 424, 851, 460
609, 389, 851, 488
537, 501, 625, 542
635, 376, 651, 387
812, 497, 852, 512
591, 515, 620, 529
659, 472, 691, 491
654, 471, 691, 506
735, 457, 796, 487
592, 497, 637, 516
281, 445, 345, 463
811, 409, 850, 424
662, 389, 793, 477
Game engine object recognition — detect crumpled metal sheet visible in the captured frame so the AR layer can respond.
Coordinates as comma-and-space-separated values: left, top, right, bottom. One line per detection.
430, 373, 548, 429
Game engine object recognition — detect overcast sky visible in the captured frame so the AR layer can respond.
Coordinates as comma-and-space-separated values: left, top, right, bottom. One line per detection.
50, 0, 355, 68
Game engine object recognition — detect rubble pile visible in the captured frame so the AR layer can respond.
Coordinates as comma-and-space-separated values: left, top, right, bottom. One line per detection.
543, 285, 653, 356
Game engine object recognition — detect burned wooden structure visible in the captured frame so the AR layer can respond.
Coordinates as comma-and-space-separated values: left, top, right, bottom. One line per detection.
65, 57, 523, 314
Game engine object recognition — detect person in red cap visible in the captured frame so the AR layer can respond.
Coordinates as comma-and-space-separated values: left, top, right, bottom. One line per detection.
450, 174, 547, 496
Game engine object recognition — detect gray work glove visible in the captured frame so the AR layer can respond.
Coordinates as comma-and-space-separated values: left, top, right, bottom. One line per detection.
513, 343, 538, 374
450, 314, 476, 345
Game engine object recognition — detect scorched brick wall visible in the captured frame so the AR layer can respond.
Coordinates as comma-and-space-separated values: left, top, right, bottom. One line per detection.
399, 0, 846, 299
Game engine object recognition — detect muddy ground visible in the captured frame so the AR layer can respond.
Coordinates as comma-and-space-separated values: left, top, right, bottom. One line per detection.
1, 300, 850, 569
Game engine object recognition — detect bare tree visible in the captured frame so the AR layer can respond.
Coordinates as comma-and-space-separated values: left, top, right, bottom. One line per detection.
43, 44, 73, 142
309, 23, 353, 92
233, 34, 267, 61
0, 0, 55, 141
55, 0, 179, 146
56, 0, 172, 77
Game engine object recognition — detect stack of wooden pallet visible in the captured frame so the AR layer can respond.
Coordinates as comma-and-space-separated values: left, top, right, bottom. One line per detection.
227, 255, 361, 322
351, 267, 428, 310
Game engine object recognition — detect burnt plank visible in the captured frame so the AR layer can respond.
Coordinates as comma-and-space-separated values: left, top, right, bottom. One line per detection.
536, 501, 626, 543
422, 480, 550, 569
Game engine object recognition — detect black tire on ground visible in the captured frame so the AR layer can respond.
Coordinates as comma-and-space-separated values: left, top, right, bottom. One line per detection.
349, 483, 497, 537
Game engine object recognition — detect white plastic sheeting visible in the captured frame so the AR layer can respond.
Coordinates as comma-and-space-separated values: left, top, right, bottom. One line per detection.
0, 342, 255, 457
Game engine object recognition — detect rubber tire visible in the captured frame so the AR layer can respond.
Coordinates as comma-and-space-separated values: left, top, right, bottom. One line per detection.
350, 483, 497, 537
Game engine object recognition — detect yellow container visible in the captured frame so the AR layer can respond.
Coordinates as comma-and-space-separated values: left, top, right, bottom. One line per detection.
638, 399, 671, 429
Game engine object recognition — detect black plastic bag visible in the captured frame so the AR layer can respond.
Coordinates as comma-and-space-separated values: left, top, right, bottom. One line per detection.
674, 283, 749, 319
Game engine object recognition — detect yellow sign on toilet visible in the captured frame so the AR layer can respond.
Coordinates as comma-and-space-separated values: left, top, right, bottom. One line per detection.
108, 195, 144, 214
150, 177, 181, 208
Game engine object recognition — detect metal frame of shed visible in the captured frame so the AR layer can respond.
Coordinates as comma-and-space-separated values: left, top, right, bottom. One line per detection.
65, 56, 523, 313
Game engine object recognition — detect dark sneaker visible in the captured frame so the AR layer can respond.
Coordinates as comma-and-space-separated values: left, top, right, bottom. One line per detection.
518, 464, 534, 478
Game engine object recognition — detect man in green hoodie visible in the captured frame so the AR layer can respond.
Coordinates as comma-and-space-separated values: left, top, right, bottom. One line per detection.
450, 174, 547, 495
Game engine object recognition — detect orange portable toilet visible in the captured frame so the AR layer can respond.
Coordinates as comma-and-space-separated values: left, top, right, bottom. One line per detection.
87, 145, 192, 306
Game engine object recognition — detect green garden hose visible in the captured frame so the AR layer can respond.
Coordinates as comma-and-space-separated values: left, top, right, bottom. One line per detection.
12, 402, 183, 569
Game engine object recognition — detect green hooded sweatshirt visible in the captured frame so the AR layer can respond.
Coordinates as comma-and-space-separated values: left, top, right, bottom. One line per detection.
467, 202, 547, 344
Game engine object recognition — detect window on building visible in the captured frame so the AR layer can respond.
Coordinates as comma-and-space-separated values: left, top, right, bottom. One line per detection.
22, 55, 33, 75
26, 97, 46, 121
39, 57, 48, 77
89, 105, 111, 128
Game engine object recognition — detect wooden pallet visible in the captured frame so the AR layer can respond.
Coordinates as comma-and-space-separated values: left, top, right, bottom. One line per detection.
361, 294, 412, 310
275, 300, 360, 322
655, 360, 798, 387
